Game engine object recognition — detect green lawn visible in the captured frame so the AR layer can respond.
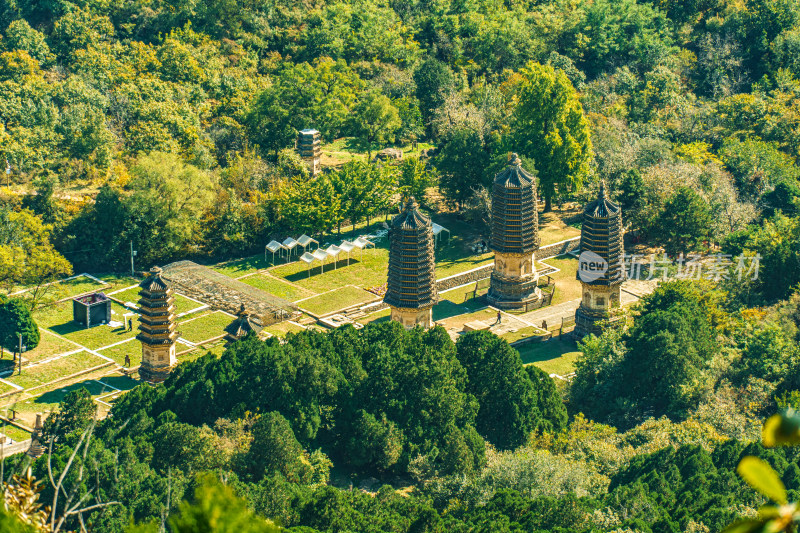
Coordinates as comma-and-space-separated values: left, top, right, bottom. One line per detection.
178, 311, 233, 344
517, 337, 581, 376
0, 380, 20, 395
539, 255, 581, 306
297, 286, 378, 316
110, 286, 203, 315
21, 331, 78, 364
263, 321, 307, 338
8, 375, 137, 415
213, 255, 281, 279
437, 307, 496, 327
6, 351, 111, 390
97, 339, 141, 368
271, 248, 389, 293
359, 308, 391, 326
0, 424, 30, 442
48, 302, 139, 350
500, 326, 544, 344
240, 273, 316, 302
321, 138, 434, 166
439, 286, 489, 311
51, 275, 109, 299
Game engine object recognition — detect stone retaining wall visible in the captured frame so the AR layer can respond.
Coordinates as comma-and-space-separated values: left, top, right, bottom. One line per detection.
534, 237, 580, 259
436, 264, 495, 292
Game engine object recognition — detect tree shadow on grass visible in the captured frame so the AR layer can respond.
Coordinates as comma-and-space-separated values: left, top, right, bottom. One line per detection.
433, 300, 470, 321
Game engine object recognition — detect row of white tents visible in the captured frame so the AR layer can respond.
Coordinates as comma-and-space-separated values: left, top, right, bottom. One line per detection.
298, 237, 375, 276
265, 235, 377, 276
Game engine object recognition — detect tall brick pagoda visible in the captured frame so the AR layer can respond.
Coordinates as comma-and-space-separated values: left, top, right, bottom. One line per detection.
384, 197, 438, 328
487, 153, 542, 309
574, 181, 625, 339
137, 266, 178, 383
297, 129, 321, 177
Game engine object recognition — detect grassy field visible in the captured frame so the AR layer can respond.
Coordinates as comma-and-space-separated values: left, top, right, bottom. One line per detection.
240, 273, 316, 302
297, 286, 379, 316
320, 138, 434, 167
48, 302, 139, 350
501, 326, 544, 344
272, 249, 389, 293
6, 351, 111, 390
517, 337, 581, 376
178, 311, 233, 344
539, 255, 582, 306
50, 275, 109, 299
1, 423, 30, 441
358, 308, 391, 326
98, 339, 141, 368
110, 286, 204, 315
21, 331, 78, 364
263, 321, 307, 338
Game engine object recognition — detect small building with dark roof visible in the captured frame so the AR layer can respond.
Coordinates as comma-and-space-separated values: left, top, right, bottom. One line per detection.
574, 181, 626, 339
225, 304, 264, 342
72, 292, 111, 327
384, 197, 438, 328
487, 153, 543, 309
137, 266, 179, 383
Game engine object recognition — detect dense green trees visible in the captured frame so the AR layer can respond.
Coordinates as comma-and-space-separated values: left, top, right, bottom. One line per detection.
511, 63, 592, 211
0, 296, 39, 359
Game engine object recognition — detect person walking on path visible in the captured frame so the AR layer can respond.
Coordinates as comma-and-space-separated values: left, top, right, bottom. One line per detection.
495, 310, 502, 325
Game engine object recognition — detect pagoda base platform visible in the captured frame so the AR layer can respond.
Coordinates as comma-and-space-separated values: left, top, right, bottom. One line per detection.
573, 306, 625, 339
486, 272, 542, 310
139, 363, 176, 384
389, 305, 434, 329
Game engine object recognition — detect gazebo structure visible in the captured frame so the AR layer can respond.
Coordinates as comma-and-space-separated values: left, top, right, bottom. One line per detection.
137, 266, 178, 383
487, 153, 542, 309
225, 304, 264, 342
573, 181, 626, 339
72, 292, 112, 327
384, 197, 438, 329
297, 129, 322, 177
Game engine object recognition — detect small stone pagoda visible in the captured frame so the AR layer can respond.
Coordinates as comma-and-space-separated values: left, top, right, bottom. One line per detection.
487, 153, 542, 309
225, 304, 264, 342
574, 181, 625, 339
26, 413, 45, 458
137, 266, 178, 383
297, 129, 321, 177
384, 197, 438, 329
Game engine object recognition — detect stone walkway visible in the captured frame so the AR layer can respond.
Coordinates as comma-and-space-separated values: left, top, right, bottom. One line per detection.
517, 280, 657, 329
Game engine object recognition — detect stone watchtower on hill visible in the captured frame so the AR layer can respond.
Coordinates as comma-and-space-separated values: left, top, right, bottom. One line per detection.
574, 181, 626, 339
487, 153, 542, 309
137, 267, 178, 383
384, 197, 438, 329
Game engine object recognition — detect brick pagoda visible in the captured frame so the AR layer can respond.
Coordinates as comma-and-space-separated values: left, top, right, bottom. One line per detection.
137, 266, 178, 383
384, 197, 438, 328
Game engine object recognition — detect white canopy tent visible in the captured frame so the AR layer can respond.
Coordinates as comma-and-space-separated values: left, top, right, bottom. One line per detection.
282, 237, 299, 257
311, 248, 329, 272
432, 223, 451, 246
265, 240, 285, 264
325, 245, 342, 269
299, 252, 316, 277
339, 240, 356, 265
351, 237, 375, 261
297, 234, 318, 253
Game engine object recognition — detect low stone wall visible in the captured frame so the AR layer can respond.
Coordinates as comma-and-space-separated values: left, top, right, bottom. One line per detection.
535, 237, 580, 259
436, 264, 495, 292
